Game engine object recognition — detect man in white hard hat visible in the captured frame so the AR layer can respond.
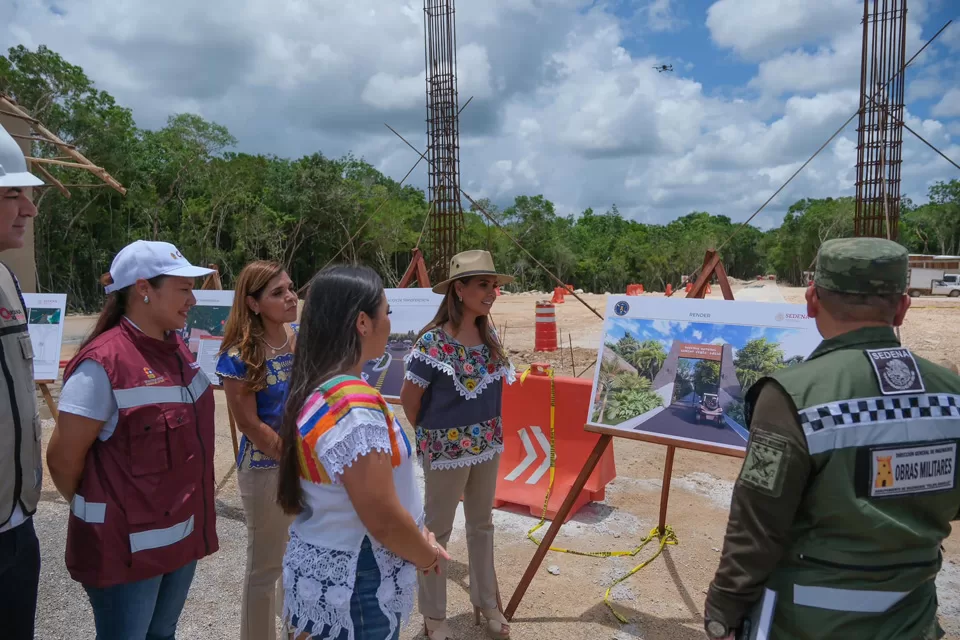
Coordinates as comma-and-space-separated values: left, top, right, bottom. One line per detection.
0, 122, 45, 639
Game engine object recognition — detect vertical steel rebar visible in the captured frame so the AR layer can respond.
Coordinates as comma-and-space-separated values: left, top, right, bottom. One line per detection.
424, 0, 464, 283
855, 0, 908, 240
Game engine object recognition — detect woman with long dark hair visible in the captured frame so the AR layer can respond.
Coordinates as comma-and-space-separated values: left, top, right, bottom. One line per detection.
277, 264, 449, 640
399, 250, 515, 639
216, 260, 298, 640
46, 240, 219, 639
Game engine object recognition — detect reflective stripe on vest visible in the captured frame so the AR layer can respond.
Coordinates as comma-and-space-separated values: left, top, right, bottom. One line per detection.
114, 373, 211, 410
796, 393, 960, 455
71, 494, 106, 524
793, 585, 910, 613
129, 515, 195, 553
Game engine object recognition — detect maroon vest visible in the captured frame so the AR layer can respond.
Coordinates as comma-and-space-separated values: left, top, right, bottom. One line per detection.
62, 319, 219, 588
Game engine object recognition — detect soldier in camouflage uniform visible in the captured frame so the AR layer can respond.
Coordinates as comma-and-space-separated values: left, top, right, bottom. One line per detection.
703, 238, 960, 640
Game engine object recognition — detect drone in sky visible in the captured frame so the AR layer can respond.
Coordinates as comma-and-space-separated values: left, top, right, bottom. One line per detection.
653, 64, 674, 73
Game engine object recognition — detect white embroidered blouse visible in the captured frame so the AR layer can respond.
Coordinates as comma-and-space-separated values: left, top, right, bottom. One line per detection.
282, 375, 423, 640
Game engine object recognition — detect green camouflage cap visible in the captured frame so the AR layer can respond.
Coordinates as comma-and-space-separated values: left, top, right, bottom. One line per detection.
814, 237, 908, 295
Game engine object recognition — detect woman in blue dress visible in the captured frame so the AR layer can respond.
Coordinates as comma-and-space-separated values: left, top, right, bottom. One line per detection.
217, 260, 299, 640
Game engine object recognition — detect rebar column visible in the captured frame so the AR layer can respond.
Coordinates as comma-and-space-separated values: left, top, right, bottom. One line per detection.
854, 0, 908, 240
424, 0, 464, 282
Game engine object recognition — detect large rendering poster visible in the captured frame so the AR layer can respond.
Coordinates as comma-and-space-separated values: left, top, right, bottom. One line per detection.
365, 288, 443, 401
587, 297, 822, 453
180, 290, 235, 382
22, 293, 67, 381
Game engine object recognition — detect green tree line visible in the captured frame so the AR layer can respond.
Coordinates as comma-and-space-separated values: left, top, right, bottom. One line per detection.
2, 46, 957, 312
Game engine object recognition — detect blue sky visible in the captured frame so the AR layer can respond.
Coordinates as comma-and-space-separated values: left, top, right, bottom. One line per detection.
606, 317, 818, 360
2, 0, 958, 228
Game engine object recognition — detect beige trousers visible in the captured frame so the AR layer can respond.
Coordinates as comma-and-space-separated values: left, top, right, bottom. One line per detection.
418, 454, 501, 620
238, 466, 294, 640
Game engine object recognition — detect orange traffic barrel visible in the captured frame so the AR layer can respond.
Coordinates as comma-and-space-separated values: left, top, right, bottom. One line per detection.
666, 283, 673, 296
535, 302, 558, 352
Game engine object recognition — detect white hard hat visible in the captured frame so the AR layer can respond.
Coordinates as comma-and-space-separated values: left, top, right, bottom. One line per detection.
0, 124, 43, 188
105, 240, 213, 293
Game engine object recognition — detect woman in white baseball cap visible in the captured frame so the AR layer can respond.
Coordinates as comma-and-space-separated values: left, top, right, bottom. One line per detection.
46, 240, 220, 639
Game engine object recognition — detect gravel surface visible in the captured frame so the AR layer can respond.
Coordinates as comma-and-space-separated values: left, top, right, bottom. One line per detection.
33, 283, 960, 638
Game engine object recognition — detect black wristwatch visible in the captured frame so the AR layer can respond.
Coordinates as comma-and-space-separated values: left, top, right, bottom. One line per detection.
705, 619, 730, 638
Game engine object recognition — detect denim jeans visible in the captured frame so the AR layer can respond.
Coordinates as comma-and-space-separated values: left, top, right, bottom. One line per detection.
84, 560, 198, 640
291, 537, 401, 640
0, 517, 41, 640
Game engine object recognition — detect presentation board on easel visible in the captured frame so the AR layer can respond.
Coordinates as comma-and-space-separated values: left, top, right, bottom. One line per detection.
23, 292, 68, 423
179, 289, 235, 382
586, 296, 821, 455
364, 288, 443, 402
180, 273, 241, 459
23, 293, 67, 382
504, 250, 822, 621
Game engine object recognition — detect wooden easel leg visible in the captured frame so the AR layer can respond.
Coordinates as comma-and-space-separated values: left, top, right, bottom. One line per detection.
658, 446, 676, 536
227, 406, 239, 461
504, 434, 612, 621
38, 383, 59, 426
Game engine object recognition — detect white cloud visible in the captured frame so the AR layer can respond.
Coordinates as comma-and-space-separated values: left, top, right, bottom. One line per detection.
645, 0, 685, 33
1, 0, 956, 232
692, 330, 703, 340
932, 88, 960, 118
706, 0, 862, 60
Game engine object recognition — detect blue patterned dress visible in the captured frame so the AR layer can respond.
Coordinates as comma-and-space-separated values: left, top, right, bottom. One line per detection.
215, 325, 297, 469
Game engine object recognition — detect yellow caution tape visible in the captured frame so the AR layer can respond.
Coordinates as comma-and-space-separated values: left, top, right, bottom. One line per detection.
518, 366, 679, 623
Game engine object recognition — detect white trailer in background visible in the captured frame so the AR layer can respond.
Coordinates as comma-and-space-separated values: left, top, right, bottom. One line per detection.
907, 254, 960, 298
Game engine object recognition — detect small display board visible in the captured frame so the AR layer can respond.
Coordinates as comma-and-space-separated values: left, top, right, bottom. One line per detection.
22, 293, 67, 382
178, 290, 235, 382
587, 296, 822, 455
364, 288, 444, 401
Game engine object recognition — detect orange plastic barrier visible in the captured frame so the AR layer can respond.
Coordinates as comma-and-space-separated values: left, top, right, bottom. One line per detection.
495, 364, 616, 521
768, 275, 776, 281
534, 302, 558, 352
685, 282, 692, 293
626, 283, 644, 296
550, 287, 565, 304
665, 283, 673, 296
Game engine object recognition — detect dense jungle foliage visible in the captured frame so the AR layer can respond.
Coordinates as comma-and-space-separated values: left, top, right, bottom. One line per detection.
2, 46, 957, 311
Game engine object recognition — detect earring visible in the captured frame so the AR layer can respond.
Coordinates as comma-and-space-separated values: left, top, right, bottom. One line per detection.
143, 295, 149, 304
458, 295, 463, 302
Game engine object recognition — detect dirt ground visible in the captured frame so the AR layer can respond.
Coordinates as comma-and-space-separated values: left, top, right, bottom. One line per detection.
34, 282, 960, 639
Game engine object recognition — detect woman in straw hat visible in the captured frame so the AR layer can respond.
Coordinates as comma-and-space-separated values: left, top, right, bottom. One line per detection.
400, 250, 516, 639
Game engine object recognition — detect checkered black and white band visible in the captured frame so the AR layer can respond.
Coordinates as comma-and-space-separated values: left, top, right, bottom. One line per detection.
797, 394, 960, 455
799, 394, 960, 433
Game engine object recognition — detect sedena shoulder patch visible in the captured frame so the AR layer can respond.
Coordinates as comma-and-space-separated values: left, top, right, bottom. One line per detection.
865, 347, 925, 395
739, 429, 790, 497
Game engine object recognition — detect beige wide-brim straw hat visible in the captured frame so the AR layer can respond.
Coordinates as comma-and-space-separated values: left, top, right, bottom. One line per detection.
432, 250, 515, 295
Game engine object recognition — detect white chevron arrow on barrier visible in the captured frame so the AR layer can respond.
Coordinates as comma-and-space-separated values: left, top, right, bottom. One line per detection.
504, 426, 551, 484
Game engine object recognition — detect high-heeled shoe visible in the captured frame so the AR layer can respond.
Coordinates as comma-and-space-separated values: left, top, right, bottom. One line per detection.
474, 606, 511, 639
423, 616, 455, 639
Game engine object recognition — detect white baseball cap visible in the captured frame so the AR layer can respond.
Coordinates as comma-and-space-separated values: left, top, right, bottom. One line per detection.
0, 124, 43, 188
105, 240, 214, 293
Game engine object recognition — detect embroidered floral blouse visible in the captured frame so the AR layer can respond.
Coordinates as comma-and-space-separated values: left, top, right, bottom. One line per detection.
215, 324, 297, 470
284, 375, 422, 640
404, 326, 514, 470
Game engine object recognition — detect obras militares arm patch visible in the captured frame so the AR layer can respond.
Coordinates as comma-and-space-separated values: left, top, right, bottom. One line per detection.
739, 429, 790, 497
865, 347, 925, 395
